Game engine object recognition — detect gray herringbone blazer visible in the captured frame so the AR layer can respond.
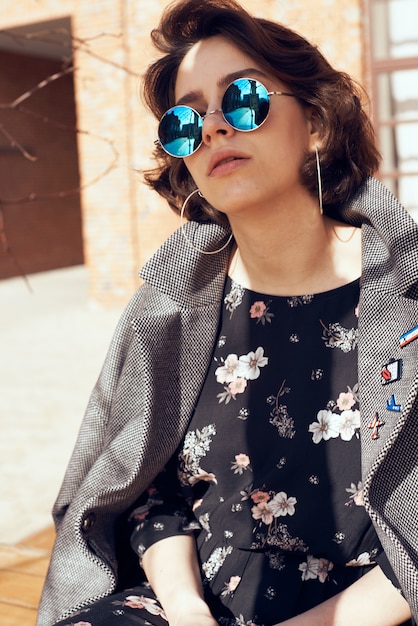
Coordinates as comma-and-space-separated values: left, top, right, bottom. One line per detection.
38, 177, 418, 625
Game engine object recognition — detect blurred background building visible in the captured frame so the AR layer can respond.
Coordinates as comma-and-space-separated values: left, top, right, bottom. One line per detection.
1, 0, 416, 306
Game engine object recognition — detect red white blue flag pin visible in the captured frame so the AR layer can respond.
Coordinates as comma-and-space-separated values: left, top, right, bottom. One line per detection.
400, 325, 418, 348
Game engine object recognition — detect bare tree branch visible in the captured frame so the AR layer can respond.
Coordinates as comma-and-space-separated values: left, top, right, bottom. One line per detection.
1, 130, 119, 206
0, 123, 37, 161
0, 203, 33, 292
0, 65, 75, 109
0, 27, 138, 286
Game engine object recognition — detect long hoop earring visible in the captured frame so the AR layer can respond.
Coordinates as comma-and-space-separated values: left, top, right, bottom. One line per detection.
180, 189, 233, 255
315, 146, 323, 216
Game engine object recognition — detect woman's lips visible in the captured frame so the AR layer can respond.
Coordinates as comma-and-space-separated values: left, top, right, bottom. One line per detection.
208, 151, 250, 177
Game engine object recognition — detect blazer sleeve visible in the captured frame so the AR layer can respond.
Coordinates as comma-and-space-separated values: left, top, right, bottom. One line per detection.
51, 285, 149, 528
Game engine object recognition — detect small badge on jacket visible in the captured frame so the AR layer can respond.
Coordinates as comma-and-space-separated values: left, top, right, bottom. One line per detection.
386, 394, 402, 413
381, 359, 402, 385
400, 325, 418, 348
369, 412, 384, 440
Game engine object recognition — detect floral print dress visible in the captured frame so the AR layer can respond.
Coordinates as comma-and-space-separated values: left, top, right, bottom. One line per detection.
128, 277, 392, 626
58, 277, 394, 626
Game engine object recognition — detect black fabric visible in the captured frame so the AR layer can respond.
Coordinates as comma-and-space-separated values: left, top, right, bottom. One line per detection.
129, 278, 398, 625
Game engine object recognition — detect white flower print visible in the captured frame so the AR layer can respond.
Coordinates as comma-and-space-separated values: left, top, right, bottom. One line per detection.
265, 586, 277, 600
268, 491, 297, 517
264, 523, 308, 552
202, 546, 233, 580
236, 347, 268, 380
346, 550, 377, 567
182, 424, 216, 457
218, 335, 227, 348
339, 409, 361, 441
114, 595, 167, 620
287, 294, 314, 307
251, 502, 273, 525
215, 353, 239, 384
336, 384, 359, 410
321, 321, 358, 352
228, 377, 247, 395
179, 425, 217, 486
188, 468, 218, 486
299, 556, 333, 582
299, 554, 319, 580
198, 512, 212, 540
276, 456, 286, 470
345, 481, 364, 507
317, 558, 334, 583
308, 410, 341, 443
216, 379, 247, 404
220, 575, 241, 597
311, 368, 324, 381
231, 453, 252, 475
269, 404, 296, 439
336, 390, 355, 411
267, 551, 286, 571
233, 615, 255, 626
237, 407, 249, 420
224, 281, 245, 316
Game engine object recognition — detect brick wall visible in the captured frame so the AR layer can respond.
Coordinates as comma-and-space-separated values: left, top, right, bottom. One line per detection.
0, 0, 366, 305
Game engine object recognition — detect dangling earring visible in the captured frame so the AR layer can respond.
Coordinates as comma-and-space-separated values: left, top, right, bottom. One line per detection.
180, 188, 233, 255
315, 145, 323, 216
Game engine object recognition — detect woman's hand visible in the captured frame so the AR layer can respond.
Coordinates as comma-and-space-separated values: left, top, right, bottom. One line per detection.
161, 590, 218, 626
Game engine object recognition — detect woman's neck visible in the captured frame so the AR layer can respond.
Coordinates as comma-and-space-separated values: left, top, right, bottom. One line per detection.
227, 209, 361, 297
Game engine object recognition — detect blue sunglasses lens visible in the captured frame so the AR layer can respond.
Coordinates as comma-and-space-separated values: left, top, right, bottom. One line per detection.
157, 105, 203, 158
222, 78, 270, 132
157, 79, 271, 157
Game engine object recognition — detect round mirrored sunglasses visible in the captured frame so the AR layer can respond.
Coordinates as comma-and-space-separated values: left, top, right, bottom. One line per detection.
156, 77, 294, 158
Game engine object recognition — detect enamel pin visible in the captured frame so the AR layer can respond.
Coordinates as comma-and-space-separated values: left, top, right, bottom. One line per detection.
369, 412, 384, 440
400, 325, 418, 348
381, 359, 402, 385
386, 394, 402, 413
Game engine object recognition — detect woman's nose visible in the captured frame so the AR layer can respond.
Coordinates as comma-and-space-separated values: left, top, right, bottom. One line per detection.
201, 109, 234, 145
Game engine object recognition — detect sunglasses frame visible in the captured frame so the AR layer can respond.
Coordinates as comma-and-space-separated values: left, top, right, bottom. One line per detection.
156, 77, 294, 158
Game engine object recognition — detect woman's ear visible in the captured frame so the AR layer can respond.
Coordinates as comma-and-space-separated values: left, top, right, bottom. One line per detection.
306, 107, 323, 151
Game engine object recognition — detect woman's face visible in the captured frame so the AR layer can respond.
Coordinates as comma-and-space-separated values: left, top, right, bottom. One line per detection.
174, 35, 320, 219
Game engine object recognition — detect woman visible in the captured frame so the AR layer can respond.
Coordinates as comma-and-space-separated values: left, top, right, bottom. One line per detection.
38, 1, 417, 624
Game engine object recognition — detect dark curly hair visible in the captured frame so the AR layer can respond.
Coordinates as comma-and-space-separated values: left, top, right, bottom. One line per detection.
142, 0, 380, 222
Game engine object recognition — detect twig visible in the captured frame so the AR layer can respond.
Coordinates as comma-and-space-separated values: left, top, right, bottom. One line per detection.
0, 124, 37, 161
0, 204, 33, 292
0, 65, 75, 109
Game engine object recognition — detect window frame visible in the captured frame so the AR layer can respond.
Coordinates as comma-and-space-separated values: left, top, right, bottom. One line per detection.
366, 0, 418, 210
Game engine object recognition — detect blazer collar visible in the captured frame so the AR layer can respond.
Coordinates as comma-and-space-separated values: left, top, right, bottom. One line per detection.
140, 177, 418, 304
140, 221, 232, 307
339, 177, 418, 295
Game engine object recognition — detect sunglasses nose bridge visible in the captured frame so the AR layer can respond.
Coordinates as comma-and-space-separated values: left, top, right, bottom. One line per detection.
201, 108, 223, 123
